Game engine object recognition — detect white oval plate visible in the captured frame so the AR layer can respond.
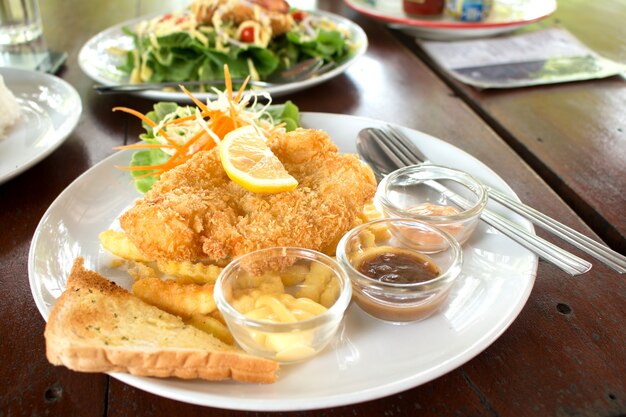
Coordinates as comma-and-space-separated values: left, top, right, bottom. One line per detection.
0, 68, 82, 185
345, 0, 557, 40
78, 10, 367, 101
29, 113, 537, 411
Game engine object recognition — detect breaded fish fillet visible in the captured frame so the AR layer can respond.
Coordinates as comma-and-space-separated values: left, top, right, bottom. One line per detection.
120, 128, 377, 262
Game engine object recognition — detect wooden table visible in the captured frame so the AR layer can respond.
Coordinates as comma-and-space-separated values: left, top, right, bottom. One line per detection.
399, 0, 626, 255
1, 1, 623, 416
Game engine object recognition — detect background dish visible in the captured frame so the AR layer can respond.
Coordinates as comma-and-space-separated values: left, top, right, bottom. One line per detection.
78, 10, 367, 101
0, 68, 81, 185
344, 0, 557, 40
29, 113, 537, 411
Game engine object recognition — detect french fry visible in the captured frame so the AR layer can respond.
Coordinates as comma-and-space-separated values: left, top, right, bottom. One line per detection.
132, 278, 216, 318
359, 201, 384, 222
99, 229, 152, 262
358, 202, 391, 242
157, 260, 222, 284
370, 223, 391, 242
110, 258, 125, 268
186, 314, 234, 345
209, 309, 226, 325
127, 261, 159, 281
358, 229, 377, 248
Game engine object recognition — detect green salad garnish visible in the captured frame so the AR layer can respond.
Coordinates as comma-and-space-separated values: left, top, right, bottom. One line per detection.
118, 1, 356, 84
114, 76, 300, 193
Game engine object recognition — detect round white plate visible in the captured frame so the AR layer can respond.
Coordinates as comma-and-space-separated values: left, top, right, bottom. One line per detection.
345, 0, 556, 40
29, 113, 537, 411
0, 68, 81, 185
78, 10, 367, 101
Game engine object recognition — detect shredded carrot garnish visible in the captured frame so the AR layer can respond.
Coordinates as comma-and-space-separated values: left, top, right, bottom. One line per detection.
180, 85, 211, 114
112, 106, 157, 127
113, 106, 181, 150
235, 77, 249, 102
112, 64, 279, 187
224, 65, 233, 98
163, 114, 196, 125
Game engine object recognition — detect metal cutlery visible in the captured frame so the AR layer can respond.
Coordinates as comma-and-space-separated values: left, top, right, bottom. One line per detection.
94, 57, 329, 94
371, 125, 626, 274
357, 126, 601, 276
94, 79, 275, 93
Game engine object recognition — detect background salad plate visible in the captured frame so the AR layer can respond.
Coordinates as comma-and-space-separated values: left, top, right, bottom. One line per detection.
78, 10, 367, 101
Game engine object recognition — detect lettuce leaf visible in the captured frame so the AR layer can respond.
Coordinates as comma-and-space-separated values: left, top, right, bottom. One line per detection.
122, 30, 281, 83
120, 17, 353, 83
127, 100, 301, 193
128, 148, 171, 193
262, 100, 300, 132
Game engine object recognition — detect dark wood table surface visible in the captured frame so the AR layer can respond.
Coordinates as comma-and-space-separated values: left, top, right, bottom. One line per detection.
400, 0, 626, 255
1, 1, 624, 416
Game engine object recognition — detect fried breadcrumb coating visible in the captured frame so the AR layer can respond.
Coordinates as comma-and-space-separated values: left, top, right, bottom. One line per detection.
119, 128, 377, 262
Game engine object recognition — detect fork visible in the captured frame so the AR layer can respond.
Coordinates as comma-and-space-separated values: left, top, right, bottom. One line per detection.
364, 125, 626, 274
375, 125, 626, 274
358, 126, 598, 276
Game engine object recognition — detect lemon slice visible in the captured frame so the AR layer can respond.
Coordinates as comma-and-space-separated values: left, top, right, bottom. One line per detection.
219, 125, 298, 193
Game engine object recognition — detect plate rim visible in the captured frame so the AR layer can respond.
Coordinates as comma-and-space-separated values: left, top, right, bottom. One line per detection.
29, 112, 538, 411
0, 67, 82, 185
78, 9, 368, 101
344, 0, 557, 30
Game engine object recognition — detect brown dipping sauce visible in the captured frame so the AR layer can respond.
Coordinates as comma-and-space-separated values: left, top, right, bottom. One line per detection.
357, 248, 440, 283
352, 247, 450, 323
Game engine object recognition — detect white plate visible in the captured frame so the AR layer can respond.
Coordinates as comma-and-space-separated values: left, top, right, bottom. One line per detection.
29, 113, 537, 411
78, 10, 367, 101
345, 0, 557, 40
0, 68, 81, 184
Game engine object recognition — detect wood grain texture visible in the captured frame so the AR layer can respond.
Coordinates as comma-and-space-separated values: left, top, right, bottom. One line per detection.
406, 0, 626, 254
1, 0, 624, 416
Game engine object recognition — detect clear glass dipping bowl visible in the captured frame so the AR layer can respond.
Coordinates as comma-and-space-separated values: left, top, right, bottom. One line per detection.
336, 218, 462, 324
376, 164, 487, 252
214, 247, 352, 364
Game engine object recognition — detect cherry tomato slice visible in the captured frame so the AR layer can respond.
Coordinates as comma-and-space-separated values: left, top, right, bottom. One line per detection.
291, 10, 307, 22
240, 27, 255, 43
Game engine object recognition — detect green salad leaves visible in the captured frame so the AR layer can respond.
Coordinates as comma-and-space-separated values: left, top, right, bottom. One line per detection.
119, 10, 354, 84
125, 100, 301, 193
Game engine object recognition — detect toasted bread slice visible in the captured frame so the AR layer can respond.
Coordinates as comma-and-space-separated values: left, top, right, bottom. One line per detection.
45, 258, 278, 383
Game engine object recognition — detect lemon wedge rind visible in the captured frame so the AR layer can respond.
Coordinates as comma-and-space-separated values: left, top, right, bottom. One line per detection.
219, 126, 298, 194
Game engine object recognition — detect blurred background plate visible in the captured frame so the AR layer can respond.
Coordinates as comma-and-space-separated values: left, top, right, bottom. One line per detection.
78, 9, 367, 101
0, 67, 81, 185
344, 0, 557, 40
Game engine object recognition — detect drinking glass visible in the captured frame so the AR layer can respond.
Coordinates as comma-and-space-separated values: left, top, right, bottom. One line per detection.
0, 0, 42, 45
